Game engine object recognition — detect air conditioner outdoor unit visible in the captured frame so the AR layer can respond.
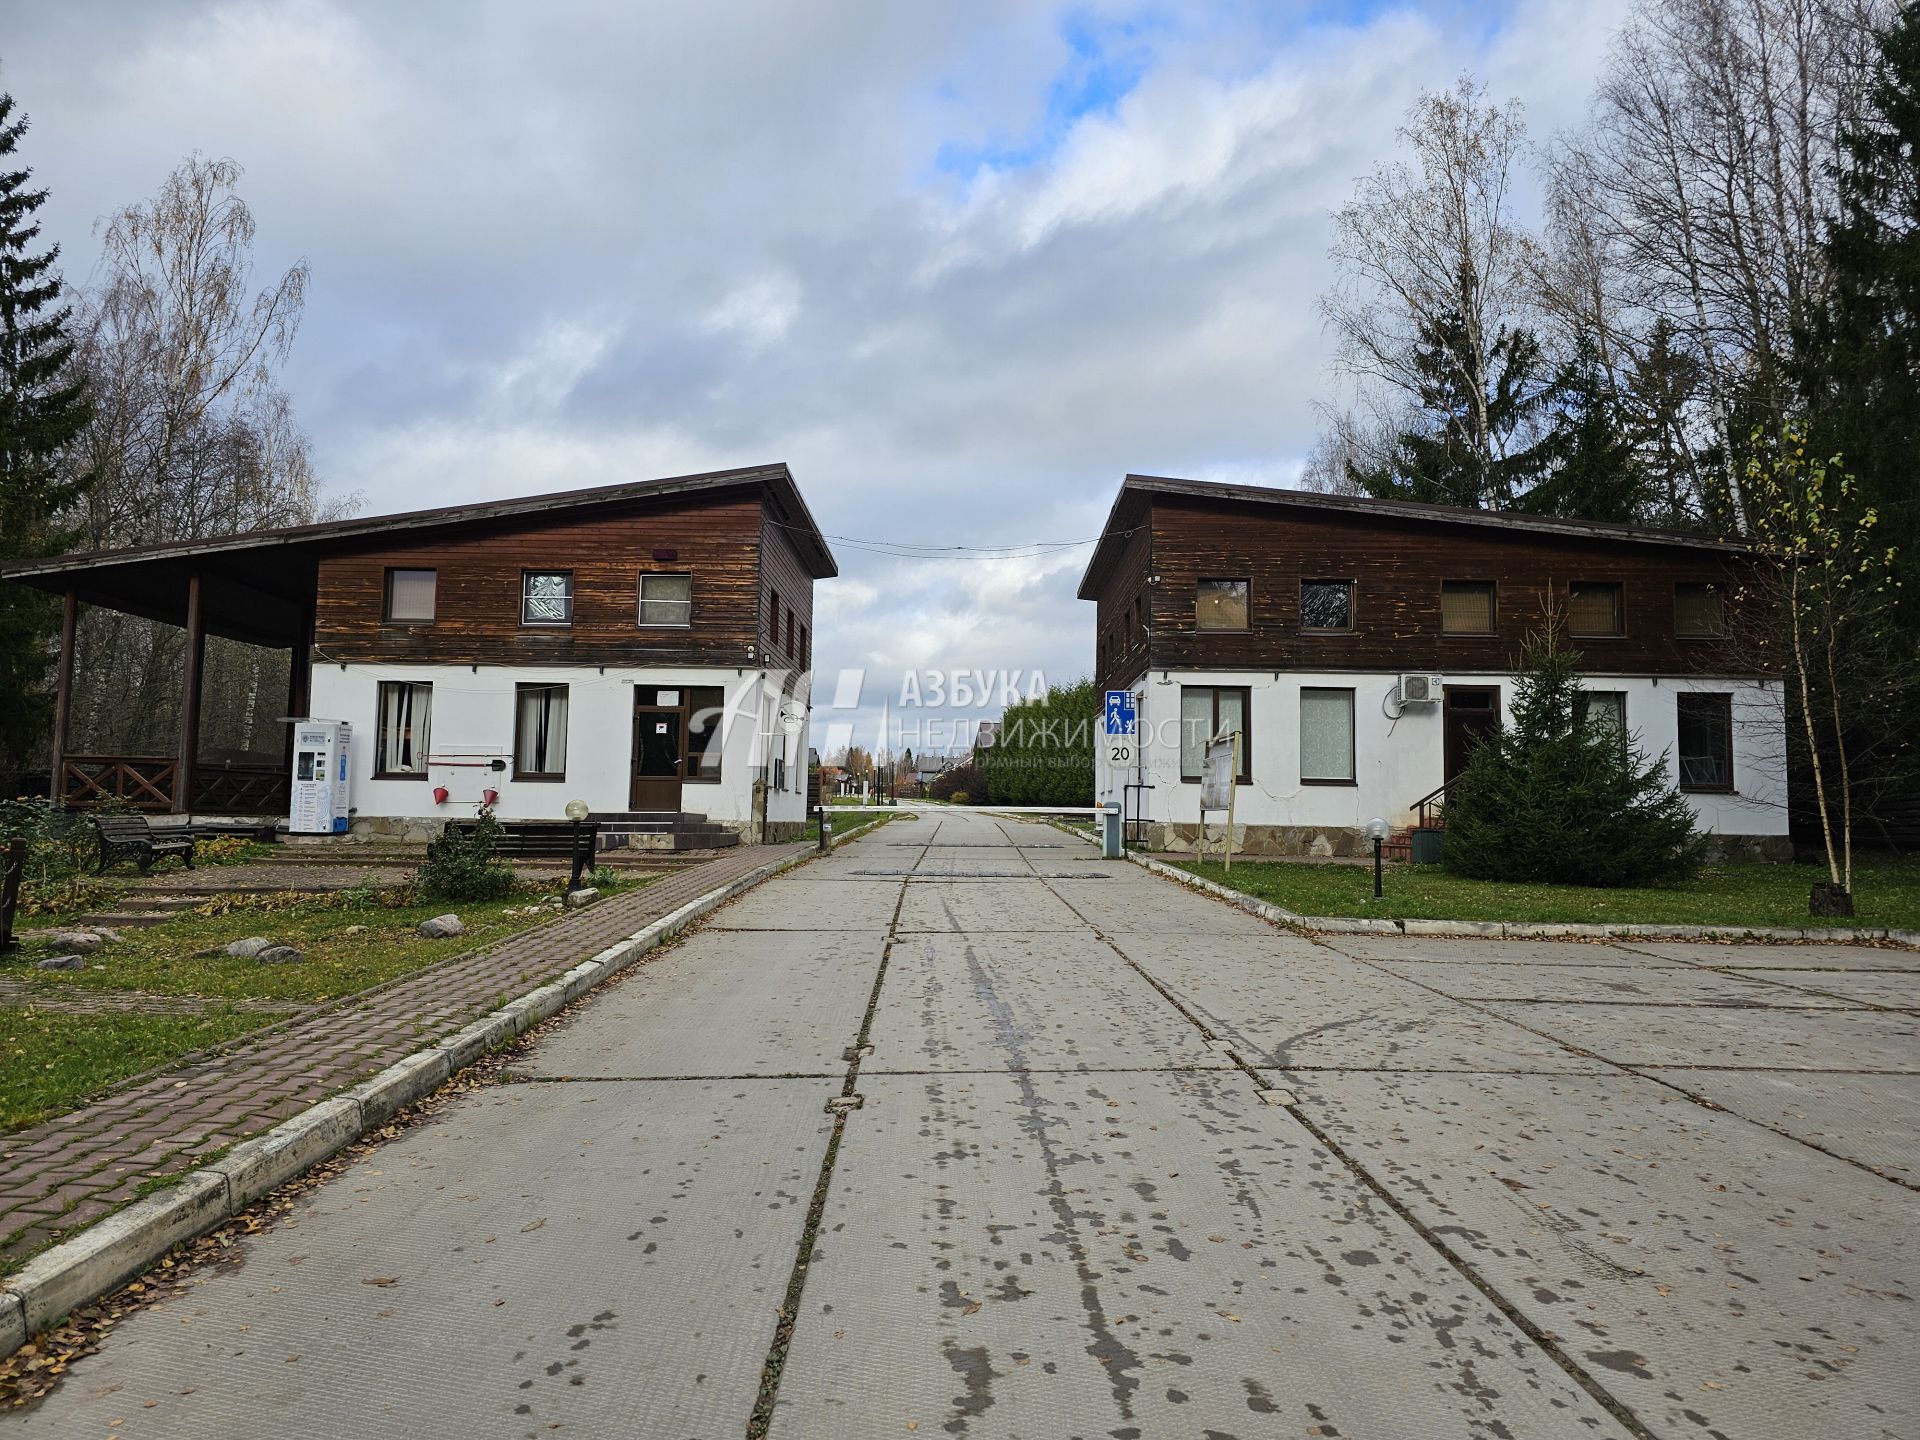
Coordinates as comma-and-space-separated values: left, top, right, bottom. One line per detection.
1399, 674, 1443, 705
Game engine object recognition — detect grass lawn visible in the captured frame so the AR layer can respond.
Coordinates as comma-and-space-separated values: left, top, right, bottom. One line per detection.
1168, 854, 1920, 930
1, 874, 650, 1130
1, 1009, 267, 1131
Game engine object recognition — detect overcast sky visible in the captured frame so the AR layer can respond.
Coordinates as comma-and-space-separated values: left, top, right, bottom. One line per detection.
6, 0, 1632, 756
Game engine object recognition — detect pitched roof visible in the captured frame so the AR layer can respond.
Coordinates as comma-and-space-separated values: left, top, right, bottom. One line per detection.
0, 463, 835, 646
1076, 473, 1744, 600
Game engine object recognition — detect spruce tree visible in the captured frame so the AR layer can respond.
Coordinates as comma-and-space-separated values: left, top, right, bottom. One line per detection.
1516, 334, 1646, 524
1347, 307, 1559, 510
1442, 618, 1707, 887
0, 92, 92, 785
1797, 5, 1919, 620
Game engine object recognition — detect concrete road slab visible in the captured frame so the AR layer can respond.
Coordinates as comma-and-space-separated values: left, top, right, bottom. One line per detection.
11, 1080, 833, 1440
897, 879, 1085, 932
1371, 960, 1858, 1008
1485, 1001, 1920, 1071
1104, 928, 1351, 972
1120, 943, 1604, 1072
1049, 875, 1283, 934
1622, 941, 1920, 970
515, 929, 883, 1078
771, 1069, 1628, 1440
1286, 1070, 1917, 1439
707, 877, 901, 930
1633, 1069, 1920, 1185
1324, 935, 1686, 967
911, 850, 1038, 879
1724, 967, 1920, 1009
866, 932, 1229, 1073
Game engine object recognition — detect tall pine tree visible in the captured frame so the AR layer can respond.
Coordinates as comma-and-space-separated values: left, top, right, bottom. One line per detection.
1347, 307, 1560, 510
0, 93, 92, 786
1798, 5, 1919, 616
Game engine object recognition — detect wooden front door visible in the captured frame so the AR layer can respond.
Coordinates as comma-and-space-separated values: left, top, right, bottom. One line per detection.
631, 706, 685, 812
1443, 685, 1501, 784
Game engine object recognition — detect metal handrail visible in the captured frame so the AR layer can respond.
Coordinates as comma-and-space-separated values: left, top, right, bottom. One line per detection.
1413, 781, 1451, 830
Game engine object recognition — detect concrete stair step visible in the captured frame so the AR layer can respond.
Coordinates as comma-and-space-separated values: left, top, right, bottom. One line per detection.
75, 911, 175, 929
114, 896, 202, 913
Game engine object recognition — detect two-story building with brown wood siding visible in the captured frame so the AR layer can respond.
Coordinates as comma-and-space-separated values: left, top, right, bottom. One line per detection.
1078, 475, 1789, 859
1, 464, 834, 843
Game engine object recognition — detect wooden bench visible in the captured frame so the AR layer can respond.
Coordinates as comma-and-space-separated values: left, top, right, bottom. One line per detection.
94, 814, 197, 875
433, 819, 600, 892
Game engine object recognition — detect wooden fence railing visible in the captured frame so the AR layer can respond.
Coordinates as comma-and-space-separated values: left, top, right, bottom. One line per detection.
62, 756, 177, 811
60, 757, 291, 815
194, 763, 290, 814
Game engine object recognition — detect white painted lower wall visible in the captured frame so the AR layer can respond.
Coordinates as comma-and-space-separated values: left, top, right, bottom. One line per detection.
306, 664, 810, 833
1097, 669, 1788, 849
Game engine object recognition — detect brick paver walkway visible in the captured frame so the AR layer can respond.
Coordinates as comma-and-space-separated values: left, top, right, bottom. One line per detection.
0, 843, 806, 1268
0, 981, 298, 1017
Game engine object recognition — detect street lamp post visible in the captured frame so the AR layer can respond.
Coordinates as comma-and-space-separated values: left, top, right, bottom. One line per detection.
1365, 816, 1389, 901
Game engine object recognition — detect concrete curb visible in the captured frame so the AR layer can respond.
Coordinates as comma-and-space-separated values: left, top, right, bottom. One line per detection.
1082, 830, 1920, 947
1, 824, 885, 1357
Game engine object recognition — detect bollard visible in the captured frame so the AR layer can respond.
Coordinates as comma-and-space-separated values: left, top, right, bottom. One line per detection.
1100, 801, 1123, 860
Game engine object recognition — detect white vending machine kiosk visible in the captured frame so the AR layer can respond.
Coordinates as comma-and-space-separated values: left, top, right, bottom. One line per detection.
290, 720, 352, 835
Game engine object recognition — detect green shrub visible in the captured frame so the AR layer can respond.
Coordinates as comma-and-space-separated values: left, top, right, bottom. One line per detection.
979, 678, 1096, 806
1442, 621, 1707, 888
416, 810, 520, 901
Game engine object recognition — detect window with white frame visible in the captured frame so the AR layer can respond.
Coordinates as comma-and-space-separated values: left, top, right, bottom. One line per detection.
639, 572, 692, 627
521, 571, 573, 625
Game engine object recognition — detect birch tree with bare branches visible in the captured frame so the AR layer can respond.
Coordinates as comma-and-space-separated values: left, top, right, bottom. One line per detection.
61, 155, 349, 761
1320, 77, 1542, 508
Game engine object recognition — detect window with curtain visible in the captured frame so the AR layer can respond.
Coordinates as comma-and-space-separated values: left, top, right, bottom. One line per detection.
639, 572, 692, 626
514, 684, 569, 779
686, 685, 726, 782
1568, 580, 1623, 635
384, 569, 437, 623
1576, 690, 1627, 750
1440, 580, 1495, 634
1677, 692, 1733, 791
1299, 687, 1355, 783
522, 571, 573, 625
1195, 578, 1249, 631
1300, 579, 1353, 631
376, 682, 432, 776
1178, 686, 1250, 781
1675, 582, 1724, 637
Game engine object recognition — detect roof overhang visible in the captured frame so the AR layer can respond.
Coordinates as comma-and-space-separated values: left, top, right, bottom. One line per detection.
1077, 474, 1746, 600
0, 463, 838, 645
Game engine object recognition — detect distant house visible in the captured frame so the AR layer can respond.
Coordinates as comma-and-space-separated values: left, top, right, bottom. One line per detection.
1078, 475, 1787, 858
2, 464, 836, 843
910, 754, 953, 791
973, 720, 1001, 752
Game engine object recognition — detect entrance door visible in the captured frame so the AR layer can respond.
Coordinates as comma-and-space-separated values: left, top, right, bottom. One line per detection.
631, 706, 684, 812
1443, 686, 1501, 784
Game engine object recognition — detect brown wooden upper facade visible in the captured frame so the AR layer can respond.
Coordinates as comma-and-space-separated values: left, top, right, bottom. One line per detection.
0, 464, 836, 672
1078, 476, 1772, 691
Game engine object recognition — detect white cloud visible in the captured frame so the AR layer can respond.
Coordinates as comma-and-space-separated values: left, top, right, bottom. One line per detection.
7, 0, 1636, 751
